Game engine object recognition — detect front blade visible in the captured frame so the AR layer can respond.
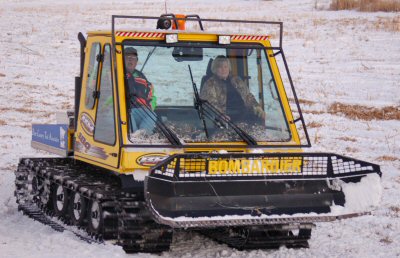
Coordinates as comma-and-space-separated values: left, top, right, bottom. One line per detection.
144, 153, 381, 228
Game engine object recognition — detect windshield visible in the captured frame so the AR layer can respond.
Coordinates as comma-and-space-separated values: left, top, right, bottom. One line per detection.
123, 41, 291, 145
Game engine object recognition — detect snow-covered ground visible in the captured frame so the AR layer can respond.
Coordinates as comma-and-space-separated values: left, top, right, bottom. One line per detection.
0, 0, 399, 257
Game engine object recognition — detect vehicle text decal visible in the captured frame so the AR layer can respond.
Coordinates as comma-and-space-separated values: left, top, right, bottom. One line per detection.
207, 158, 302, 175
136, 153, 168, 167
80, 112, 95, 136
75, 132, 108, 160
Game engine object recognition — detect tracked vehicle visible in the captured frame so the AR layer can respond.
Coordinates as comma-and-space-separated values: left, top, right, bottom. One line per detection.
15, 14, 382, 252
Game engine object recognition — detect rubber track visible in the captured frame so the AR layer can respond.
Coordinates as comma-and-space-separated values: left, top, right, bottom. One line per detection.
199, 226, 311, 250
15, 157, 172, 253
18, 204, 102, 244
15, 157, 312, 251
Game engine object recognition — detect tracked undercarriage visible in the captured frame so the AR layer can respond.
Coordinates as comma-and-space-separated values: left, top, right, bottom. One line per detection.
15, 157, 323, 251
15, 158, 172, 253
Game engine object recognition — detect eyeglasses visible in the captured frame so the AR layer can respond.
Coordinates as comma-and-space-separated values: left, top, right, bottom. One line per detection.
125, 56, 138, 61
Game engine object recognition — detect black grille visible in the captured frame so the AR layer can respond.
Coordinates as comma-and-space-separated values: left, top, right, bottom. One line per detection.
150, 153, 381, 180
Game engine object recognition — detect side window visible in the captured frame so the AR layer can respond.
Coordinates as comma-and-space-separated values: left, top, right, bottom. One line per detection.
247, 49, 263, 104
247, 48, 290, 140
262, 50, 291, 140
85, 42, 101, 109
94, 45, 116, 145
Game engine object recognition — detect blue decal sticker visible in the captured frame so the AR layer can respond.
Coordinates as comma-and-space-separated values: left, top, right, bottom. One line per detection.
32, 124, 68, 151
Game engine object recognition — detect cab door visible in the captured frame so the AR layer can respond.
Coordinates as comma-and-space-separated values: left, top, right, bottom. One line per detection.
75, 36, 120, 169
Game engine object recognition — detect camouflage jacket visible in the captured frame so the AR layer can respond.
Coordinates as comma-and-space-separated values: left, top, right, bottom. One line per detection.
200, 75, 259, 114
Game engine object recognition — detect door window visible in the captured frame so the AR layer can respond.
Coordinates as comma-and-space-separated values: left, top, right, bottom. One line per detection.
85, 42, 101, 109
94, 44, 116, 145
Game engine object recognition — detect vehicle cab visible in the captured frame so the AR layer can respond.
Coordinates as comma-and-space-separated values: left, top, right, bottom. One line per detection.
74, 15, 310, 174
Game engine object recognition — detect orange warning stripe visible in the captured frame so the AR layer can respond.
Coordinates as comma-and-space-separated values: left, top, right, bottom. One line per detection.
116, 31, 268, 41
116, 31, 165, 38
231, 35, 269, 41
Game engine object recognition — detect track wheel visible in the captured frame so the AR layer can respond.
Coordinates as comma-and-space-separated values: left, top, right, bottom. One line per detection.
69, 192, 87, 225
52, 184, 69, 216
30, 175, 40, 197
88, 200, 103, 235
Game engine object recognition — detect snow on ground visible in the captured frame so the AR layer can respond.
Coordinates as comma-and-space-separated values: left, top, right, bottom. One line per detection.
0, 0, 399, 257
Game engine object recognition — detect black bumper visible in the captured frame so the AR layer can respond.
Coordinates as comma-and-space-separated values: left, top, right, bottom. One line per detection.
144, 152, 381, 228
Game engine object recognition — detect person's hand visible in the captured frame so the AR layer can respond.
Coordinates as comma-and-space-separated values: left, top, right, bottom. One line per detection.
253, 106, 266, 120
222, 114, 230, 121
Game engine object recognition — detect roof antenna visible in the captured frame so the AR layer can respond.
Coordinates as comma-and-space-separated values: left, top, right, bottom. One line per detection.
164, 0, 168, 13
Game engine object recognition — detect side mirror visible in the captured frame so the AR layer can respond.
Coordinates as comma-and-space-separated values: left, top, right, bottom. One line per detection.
172, 47, 203, 62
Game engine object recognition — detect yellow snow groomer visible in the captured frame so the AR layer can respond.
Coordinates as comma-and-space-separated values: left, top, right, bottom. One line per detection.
16, 14, 382, 253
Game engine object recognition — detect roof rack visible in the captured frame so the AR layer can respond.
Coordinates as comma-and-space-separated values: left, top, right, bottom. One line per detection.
111, 15, 283, 49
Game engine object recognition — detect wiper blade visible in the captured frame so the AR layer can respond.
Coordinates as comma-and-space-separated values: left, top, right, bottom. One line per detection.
140, 46, 157, 73
202, 100, 258, 146
188, 65, 209, 138
188, 64, 256, 146
130, 101, 181, 145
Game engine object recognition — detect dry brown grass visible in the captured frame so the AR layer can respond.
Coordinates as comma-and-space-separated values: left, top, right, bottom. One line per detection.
0, 73, 5, 77
0, 119, 6, 126
314, 129, 321, 143
330, 0, 400, 12
303, 110, 325, 115
331, 0, 359, 10
389, 206, 400, 213
13, 82, 41, 88
312, 16, 400, 32
329, 102, 400, 120
380, 237, 393, 244
0, 107, 52, 121
376, 155, 399, 161
288, 98, 317, 106
387, 206, 400, 219
345, 146, 358, 152
61, 102, 73, 110
0, 107, 52, 115
313, 19, 329, 26
18, 124, 32, 129
55, 92, 69, 97
299, 99, 317, 106
0, 164, 17, 171
307, 121, 323, 128
374, 16, 400, 31
337, 136, 357, 142
13, 107, 35, 114
0, 134, 19, 139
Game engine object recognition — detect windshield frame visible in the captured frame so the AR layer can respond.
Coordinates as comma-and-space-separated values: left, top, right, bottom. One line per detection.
120, 39, 294, 148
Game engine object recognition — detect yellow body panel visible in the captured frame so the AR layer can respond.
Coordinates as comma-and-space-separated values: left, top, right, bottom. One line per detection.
75, 30, 303, 174
74, 36, 120, 169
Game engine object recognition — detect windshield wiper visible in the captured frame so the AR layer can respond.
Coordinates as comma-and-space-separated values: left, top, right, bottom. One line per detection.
201, 101, 258, 146
188, 65, 209, 138
140, 46, 157, 73
130, 100, 181, 145
187, 65, 257, 146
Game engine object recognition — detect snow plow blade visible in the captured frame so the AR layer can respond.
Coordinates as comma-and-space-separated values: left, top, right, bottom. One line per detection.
144, 153, 381, 228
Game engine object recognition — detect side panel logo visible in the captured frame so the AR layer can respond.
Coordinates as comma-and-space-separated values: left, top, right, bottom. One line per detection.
75, 132, 108, 160
136, 153, 168, 167
80, 112, 94, 136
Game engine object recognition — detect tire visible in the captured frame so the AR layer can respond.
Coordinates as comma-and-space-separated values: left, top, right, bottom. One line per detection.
88, 200, 103, 235
69, 192, 87, 226
52, 184, 69, 216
